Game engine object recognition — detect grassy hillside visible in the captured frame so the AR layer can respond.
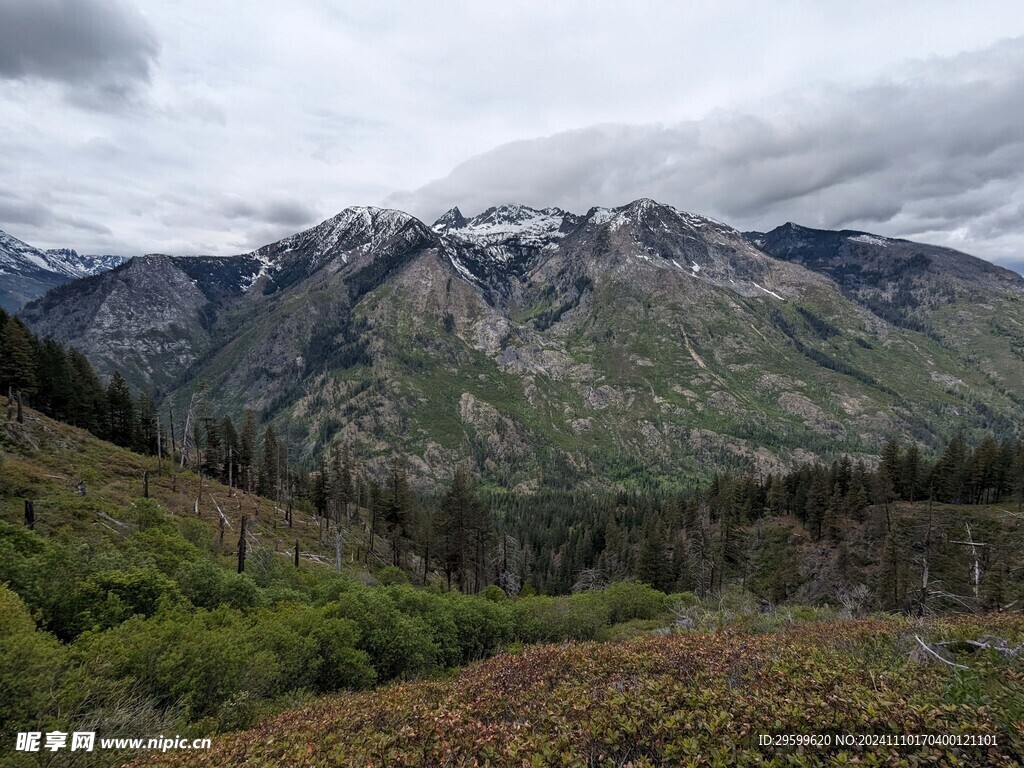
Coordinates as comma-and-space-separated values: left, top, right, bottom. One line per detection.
0, 403, 684, 765
135, 613, 1024, 767
0, 400, 383, 583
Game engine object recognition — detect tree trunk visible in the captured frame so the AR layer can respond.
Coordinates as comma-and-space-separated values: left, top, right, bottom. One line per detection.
237, 516, 247, 573
334, 520, 343, 573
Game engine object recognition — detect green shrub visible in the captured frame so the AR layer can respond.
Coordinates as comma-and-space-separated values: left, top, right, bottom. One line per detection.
71, 567, 186, 633
377, 566, 410, 586
599, 581, 668, 624
175, 559, 228, 610
480, 585, 507, 602
131, 523, 199, 576
512, 593, 610, 642
0, 585, 64, 736
328, 589, 440, 680
445, 592, 515, 661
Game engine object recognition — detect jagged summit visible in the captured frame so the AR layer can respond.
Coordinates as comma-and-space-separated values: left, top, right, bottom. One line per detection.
243, 205, 435, 291
432, 206, 469, 233
1, 230, 79, 279
0, 229, 128, 311
439, 204, 576, 248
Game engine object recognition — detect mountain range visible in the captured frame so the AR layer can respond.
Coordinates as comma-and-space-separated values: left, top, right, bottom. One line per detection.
0, 229, 127, 311
16, 199, 1024, 488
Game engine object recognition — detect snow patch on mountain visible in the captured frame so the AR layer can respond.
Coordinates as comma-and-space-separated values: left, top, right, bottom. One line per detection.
753, 282, 784, 300
441, 204, 571, 248
0, 231, 126, 280
245, 206, 423, 290
848, 234, 891, 248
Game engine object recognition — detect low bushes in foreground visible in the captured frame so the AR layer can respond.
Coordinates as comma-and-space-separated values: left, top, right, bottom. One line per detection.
135, 615, 1024, 768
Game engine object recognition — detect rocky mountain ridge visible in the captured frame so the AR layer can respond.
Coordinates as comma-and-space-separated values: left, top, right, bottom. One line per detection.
0, 229, 128, 311
19, 200, 1024, 487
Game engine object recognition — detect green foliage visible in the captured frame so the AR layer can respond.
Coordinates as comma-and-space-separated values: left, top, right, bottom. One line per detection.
140, 615, 1024, 768
0, 585, 64, 737
376, 565, 410, 585
747, 523, 802, 602
71, 566, 185, 634
328, 588, 439, 680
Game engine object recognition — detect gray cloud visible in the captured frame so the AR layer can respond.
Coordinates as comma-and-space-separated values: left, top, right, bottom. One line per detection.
0, 0, 158, 107
389, 38, 1024, 270
219, 198, 317, 228
0, 196, 53, 228
211, 198, 320, 250
0, 192, 112, 236
4, 1, 1024, 265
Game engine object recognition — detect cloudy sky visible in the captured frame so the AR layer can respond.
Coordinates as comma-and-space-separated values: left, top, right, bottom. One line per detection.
2, 1, 1024, 272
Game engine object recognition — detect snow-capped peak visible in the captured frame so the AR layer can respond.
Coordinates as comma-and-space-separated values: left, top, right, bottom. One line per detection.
441, 204, 573, 248
432, 206, 468, 233
586, 199, 726, 234
0, 230, 61, 275
44, 248, 128, 278
0, 230, 126, 280
242, 206, 432, 291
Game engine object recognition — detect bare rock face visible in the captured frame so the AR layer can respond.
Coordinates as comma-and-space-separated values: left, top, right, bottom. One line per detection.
20, 199, 1024, 487
459, 392, 500, 431
21, 255, 214, 389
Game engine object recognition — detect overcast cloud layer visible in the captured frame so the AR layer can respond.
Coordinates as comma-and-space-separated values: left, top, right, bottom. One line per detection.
2, 1, 1024, 273
392, 38, 1024, 272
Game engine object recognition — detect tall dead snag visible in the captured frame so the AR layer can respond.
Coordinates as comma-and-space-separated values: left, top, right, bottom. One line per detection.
237, 515, 247, 573
950, 522, 988, 600
156, 418, 163, 474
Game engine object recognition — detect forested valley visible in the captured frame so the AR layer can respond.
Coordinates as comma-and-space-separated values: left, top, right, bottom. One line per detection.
2, 308, 1023, 766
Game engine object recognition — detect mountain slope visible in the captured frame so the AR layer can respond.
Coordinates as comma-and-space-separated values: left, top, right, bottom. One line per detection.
20, 201, 1024, 487
0, 229, 128, 311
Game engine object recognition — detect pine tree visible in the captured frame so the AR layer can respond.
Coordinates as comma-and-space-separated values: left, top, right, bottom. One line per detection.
105, 372, 135, 447
878, 527, 901, 610
312, 454, 328, 519
636, 522, 671, 591
220, 416, 238, 486
806, 472, 830, 541
438, 467, 476, 591
257, 425, 279, 498
900, 444, 923, 501
239, 410, 257, 493
879, 438, 902, 491
767, 473, 786, 516
384, 457, 412, 568
67, 348, 106, 432
933, 432, 968, 503
134, 394, 159, 455
335, 444, 354, 521
35, 338, 72, 420
0, 316, 38, 399
201, 418, 223, 478
846, 471, 870, 522
823, 483, 842, 543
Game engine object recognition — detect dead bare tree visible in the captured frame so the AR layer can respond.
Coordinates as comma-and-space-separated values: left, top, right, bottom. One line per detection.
950, 523, 989, 600
237, 516, 247, 573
